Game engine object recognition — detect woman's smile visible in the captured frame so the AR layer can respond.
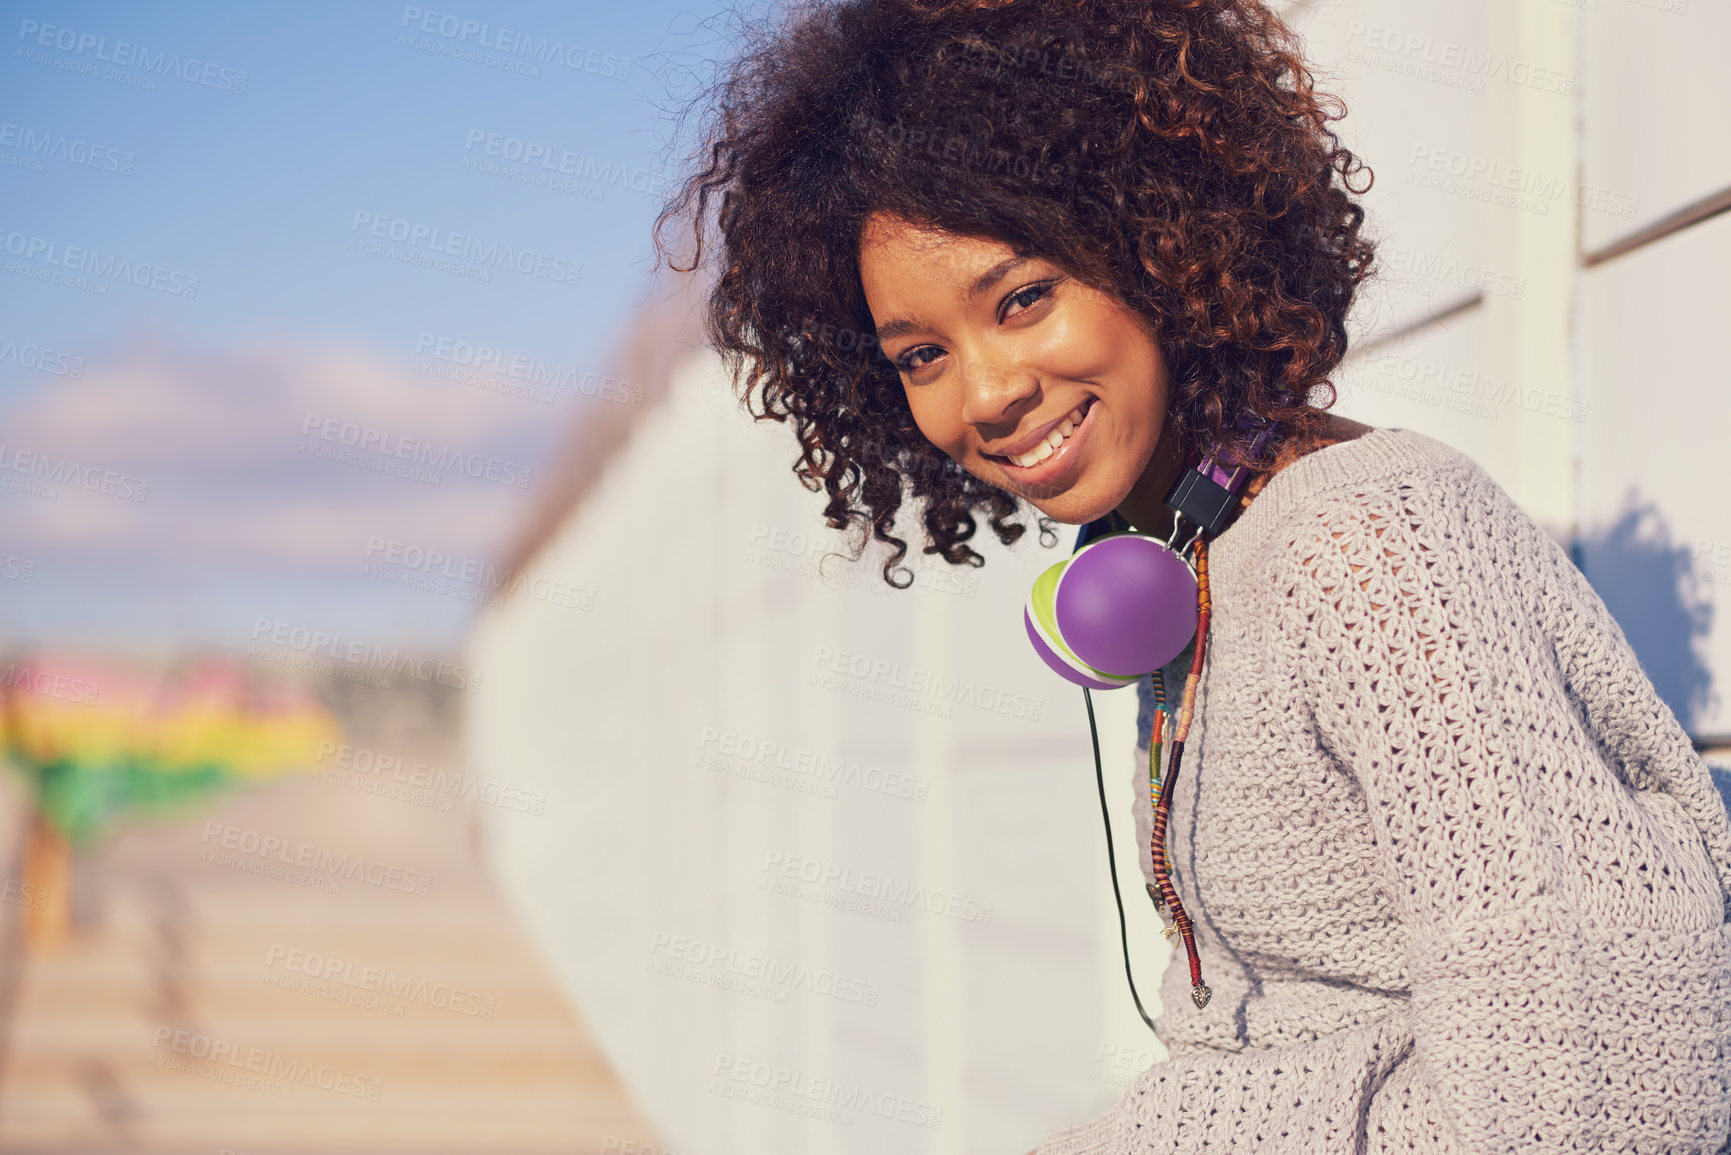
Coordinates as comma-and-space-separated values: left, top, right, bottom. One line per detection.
983, 393, 1098, 491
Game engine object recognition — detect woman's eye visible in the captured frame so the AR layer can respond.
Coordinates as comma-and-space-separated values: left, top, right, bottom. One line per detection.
890, 280, 1060, 376
894, 346, 943, 375
1002, 280, 1056, 319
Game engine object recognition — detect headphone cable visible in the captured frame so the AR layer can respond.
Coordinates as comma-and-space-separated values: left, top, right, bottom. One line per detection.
1081, 685, 1158, 1033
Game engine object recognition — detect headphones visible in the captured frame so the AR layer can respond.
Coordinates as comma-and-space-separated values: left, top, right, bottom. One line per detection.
1023, 430, 1269, 1028
1025, 443, 1260, 689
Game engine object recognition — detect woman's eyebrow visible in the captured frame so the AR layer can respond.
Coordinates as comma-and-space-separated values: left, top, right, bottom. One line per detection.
874, 316, 925, 345
966, 255, 1029, 300
873, 256, 1033, 346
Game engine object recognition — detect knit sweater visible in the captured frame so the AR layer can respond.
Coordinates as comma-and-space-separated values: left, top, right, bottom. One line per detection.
1035, 428, 1731, 1154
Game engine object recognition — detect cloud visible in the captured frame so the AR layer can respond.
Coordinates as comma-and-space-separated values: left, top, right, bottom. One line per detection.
0, 334, 559, 569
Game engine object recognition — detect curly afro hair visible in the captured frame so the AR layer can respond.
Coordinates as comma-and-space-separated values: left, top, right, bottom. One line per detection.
655, 0, 1375, 587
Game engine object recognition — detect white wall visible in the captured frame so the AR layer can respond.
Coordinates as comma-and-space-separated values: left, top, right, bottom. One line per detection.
467, 350, 1164, 1153
467, 2, 1731, 1152
1291, 0, 1731, 734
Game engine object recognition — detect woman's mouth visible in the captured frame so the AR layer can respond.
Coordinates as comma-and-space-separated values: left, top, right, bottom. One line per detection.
987, 396, 1097, 490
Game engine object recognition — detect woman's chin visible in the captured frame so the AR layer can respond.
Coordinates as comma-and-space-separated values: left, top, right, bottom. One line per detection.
975, 450, 1131, 525
1020, 482, 1128, 527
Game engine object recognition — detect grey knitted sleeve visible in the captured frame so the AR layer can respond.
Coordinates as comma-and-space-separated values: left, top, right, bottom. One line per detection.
1269, 474, 1731, 1150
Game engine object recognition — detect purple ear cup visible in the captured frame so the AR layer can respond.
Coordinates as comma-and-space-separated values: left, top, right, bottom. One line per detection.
1025, 533, 1198, 688
1059, 534, 1198, 676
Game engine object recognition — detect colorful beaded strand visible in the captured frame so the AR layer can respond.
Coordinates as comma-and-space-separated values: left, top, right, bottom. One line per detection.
1150, 539, 1212, 1010
1146, 670, 1167, 912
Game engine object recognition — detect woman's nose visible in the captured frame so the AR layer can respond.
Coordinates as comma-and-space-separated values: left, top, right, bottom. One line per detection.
958, 356, 1039, 428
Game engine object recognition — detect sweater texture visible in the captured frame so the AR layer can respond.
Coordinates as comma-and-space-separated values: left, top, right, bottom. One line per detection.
1035, 428, 1731, 1154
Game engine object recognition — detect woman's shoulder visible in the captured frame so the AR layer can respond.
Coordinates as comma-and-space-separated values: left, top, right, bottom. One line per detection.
1260, 423, 1492, 521
1210, 423, 1523, 585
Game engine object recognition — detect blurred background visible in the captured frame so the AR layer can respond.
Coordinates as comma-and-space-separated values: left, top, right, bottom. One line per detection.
0, 1, 1726, 1153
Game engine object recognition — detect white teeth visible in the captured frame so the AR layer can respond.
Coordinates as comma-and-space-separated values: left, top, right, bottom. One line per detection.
1006, 401, 1091, 468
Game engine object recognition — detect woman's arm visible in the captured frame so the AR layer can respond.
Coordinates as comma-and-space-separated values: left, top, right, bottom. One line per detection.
1271, 478, 1731, 1152
1033, 1010, 1420, 1153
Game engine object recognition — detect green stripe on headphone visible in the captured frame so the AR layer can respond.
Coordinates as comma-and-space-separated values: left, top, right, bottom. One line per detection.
1028, 557, 1136, 687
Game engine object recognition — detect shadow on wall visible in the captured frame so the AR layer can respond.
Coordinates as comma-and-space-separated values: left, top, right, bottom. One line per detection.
1578, 493, 1718, 734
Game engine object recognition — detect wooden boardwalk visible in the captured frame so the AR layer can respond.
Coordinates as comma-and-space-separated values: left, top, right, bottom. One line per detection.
0, 756, 667, 1155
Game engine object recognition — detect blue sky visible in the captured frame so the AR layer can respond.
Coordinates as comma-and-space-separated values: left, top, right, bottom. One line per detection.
0, 0, 748, 652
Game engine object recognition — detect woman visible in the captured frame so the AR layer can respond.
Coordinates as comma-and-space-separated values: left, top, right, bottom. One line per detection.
655, 0, 1731, 1150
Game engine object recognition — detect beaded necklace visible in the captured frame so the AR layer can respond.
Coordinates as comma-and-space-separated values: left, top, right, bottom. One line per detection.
1145, 540, 1212, 1009
1068, 425, 1271, 1027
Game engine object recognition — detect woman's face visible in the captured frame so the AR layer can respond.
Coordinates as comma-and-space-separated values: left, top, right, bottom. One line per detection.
857, 212, 1178, 527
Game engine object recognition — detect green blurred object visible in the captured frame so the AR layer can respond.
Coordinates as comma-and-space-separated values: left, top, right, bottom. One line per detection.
2, 651, 343, 845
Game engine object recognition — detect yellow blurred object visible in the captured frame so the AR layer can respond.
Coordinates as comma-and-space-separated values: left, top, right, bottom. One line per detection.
2, 651, 344, 847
